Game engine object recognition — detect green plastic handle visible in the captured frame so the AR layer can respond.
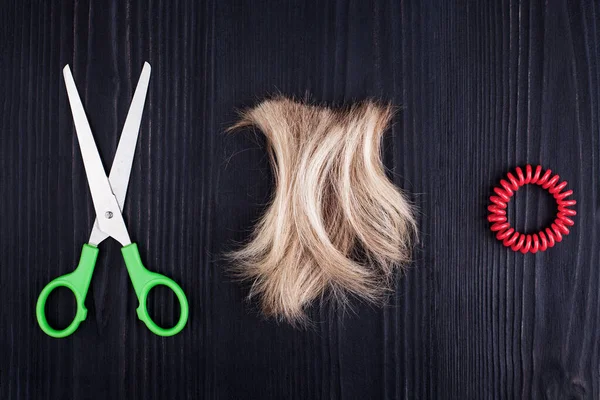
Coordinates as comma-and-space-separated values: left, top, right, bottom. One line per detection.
121, 243, 188, 336
36, 244, 99, 338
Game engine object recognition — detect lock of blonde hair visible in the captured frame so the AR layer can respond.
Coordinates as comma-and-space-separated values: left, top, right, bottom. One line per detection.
228, 97, 417, 325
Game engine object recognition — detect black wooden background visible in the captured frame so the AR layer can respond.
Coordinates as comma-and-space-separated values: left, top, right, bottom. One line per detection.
1, 1, 599, 399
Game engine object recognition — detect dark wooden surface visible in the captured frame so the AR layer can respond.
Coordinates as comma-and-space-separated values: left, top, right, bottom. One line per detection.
1, 0, 599, 399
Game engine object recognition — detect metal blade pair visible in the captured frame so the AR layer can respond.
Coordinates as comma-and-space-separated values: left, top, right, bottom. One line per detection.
62, 63, 151, 245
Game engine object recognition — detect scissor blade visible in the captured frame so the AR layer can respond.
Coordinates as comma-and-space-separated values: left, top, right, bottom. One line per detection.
89, 62, 151, 245
63, 65, 131, 246
110, 62, 151, 207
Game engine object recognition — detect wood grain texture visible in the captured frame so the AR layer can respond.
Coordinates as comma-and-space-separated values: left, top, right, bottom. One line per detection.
1, 0, 599, 399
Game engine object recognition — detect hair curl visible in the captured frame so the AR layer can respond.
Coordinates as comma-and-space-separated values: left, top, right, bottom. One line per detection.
229, 97, 417, 325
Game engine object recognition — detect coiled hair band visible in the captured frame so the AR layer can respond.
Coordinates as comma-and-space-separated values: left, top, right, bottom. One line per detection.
488, 165, 576, 254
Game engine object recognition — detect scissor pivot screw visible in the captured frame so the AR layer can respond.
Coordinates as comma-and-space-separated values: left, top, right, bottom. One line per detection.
105, 211, 114, 219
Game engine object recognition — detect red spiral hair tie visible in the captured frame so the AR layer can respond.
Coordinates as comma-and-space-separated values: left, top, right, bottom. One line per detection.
488, 165, 576, 254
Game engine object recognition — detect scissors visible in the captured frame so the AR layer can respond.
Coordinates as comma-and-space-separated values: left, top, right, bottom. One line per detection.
36, 62, 189, 338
